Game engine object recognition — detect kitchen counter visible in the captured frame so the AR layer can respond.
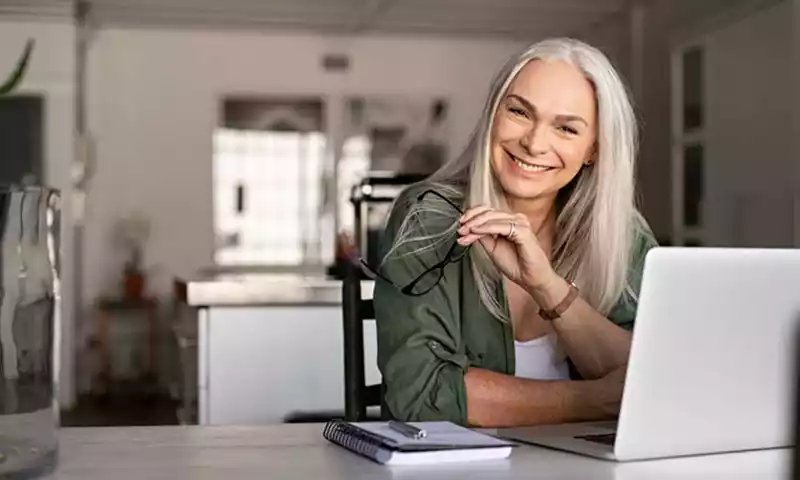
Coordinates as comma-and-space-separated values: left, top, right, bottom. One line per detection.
178, 273, 375, 307
173, 271, 380, 424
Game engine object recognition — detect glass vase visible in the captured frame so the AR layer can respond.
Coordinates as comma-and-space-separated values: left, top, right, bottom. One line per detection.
0, 185, 61, 478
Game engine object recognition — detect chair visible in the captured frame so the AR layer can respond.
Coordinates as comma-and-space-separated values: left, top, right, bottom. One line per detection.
341, 174, 427, 421
342, 260, 384, 421
284, 265, 383, 424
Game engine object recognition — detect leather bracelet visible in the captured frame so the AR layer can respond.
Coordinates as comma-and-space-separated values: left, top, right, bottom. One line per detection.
538, 282, 579, 321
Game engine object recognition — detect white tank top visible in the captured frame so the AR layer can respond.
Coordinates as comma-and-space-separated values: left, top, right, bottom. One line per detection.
514, 334, 571, 380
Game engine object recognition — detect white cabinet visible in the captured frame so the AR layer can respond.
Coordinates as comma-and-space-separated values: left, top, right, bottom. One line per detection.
198, 305, 379, 425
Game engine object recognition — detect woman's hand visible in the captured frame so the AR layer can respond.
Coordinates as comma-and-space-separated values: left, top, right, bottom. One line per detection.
457, 205, 557, 292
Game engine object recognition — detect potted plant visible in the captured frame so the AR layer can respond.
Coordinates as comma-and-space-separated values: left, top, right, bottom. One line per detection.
0, 39, 34, 96
113, 213, 152, 300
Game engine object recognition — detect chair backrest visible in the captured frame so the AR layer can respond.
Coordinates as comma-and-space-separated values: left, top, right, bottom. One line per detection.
342, 262, 383, 422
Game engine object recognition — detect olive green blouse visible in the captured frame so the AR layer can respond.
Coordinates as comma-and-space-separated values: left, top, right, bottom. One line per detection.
373, 183, 657, 426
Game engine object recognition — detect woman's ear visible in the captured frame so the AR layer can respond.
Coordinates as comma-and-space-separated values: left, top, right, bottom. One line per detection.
584, 146, 598, 166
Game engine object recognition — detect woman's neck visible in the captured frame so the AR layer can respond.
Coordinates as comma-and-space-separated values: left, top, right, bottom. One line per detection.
507, 195, 557, 252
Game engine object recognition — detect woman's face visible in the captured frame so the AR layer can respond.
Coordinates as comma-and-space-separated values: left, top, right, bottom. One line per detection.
490, 59, 598, 204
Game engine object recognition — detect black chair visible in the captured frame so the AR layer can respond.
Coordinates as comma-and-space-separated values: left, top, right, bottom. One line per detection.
341, 174, 428, 421
342, 260, 385, 421
282, 268, 383, 424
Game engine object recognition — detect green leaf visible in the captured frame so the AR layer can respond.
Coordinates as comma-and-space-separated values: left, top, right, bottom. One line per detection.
0, 39, 35, 96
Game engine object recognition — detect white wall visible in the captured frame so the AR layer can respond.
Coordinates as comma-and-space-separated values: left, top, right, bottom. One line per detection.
83, 28, 526, 306
704, 1, 793, 247
0, 20, 76, 407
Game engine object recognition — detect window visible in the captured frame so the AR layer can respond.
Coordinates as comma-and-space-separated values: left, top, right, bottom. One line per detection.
213, 98, 330, 267
682, 47, 704, 133
672, 44, 706, 246
336, 135, 371, 236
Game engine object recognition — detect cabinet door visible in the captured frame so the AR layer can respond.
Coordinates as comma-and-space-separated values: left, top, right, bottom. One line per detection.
202, 305, 379, 425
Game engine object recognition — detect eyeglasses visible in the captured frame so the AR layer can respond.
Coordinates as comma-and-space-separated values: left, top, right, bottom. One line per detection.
354, 189, 469, 296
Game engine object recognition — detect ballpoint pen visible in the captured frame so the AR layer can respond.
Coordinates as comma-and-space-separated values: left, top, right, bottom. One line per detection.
388, 420, 427, 440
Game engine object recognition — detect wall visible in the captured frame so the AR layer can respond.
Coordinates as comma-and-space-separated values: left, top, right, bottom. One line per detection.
0, 20, 76, 407
576, 3, 671, 242
704, 0, 793, 246
575, 10, 632, 82
83, 28, 526, 303
579, 0, 788, 244
795, 0, 800, 247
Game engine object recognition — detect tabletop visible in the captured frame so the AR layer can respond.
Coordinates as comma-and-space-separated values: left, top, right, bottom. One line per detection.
43, 423, 792, 480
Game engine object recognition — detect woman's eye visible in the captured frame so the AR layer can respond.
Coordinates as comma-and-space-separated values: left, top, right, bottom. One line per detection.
509, 106, 528, 118
558, 125, 578, 135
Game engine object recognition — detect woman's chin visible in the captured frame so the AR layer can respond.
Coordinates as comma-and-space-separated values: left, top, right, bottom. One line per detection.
496, 174, 555, 201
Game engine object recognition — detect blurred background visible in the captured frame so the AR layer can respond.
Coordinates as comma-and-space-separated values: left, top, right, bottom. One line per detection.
0, 0, 796, 427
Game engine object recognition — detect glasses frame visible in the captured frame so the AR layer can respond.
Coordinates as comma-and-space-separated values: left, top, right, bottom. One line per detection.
356, 189, 468, 297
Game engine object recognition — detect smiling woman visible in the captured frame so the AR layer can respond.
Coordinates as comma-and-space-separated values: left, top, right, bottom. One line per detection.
372, 37, 657, 428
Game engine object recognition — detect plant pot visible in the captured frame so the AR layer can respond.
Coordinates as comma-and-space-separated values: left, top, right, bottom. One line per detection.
124, 272, 146, 300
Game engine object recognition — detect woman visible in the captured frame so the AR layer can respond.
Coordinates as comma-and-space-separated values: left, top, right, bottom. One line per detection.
371, 38, 657, 428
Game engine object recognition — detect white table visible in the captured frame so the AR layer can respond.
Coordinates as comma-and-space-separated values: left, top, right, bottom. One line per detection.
44, 424, 791, 479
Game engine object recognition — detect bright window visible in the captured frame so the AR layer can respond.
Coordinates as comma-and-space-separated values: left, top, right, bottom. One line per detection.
213, 128, 327, 266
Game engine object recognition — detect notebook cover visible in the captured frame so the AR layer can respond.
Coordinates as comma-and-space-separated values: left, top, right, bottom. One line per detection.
323, 419, 515, 454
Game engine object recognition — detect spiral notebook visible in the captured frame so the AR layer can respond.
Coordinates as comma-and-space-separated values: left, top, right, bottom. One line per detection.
322, 420, 515, 466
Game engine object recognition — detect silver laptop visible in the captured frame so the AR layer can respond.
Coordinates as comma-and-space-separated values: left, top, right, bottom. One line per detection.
499, 247, 800, 461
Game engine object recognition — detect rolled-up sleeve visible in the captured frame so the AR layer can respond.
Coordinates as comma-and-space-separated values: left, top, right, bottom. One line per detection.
374, 189, 469, 425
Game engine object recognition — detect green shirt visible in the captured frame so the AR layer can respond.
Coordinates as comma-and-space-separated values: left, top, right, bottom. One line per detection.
374, 183, 656, 425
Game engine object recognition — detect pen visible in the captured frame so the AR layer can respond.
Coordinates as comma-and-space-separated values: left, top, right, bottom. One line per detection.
388, 420, 427, 440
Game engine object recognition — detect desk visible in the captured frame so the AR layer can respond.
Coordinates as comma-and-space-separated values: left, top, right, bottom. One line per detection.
45, 424, 790, 479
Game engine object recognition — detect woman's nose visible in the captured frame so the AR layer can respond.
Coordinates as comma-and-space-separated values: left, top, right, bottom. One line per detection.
519, 124, 549, 156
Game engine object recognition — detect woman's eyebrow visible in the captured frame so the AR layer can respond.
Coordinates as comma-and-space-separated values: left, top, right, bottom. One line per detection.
507, 94, 588, 127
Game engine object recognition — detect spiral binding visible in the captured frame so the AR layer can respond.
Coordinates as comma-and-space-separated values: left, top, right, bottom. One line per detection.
323, 419, 389, 460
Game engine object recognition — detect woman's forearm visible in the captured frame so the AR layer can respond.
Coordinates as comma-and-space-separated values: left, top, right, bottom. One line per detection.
530, 275, 632, 380
464, 368, 618, 428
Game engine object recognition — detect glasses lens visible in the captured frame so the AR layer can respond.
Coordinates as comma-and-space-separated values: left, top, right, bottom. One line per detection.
406, 268, 444, 296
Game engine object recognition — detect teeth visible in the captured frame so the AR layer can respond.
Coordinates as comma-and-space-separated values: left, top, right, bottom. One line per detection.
513, 157, 552, 172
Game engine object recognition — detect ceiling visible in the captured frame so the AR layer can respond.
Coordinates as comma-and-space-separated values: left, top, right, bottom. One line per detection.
0, 0, 632, 39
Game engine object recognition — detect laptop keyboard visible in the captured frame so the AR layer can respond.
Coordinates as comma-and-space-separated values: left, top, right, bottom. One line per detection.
575, 433, 617, 446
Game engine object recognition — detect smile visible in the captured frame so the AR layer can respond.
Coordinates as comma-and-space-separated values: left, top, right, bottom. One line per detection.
507, 151, 555, 173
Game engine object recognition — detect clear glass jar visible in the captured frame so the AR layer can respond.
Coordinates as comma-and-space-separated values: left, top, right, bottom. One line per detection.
0, 186, 61, 478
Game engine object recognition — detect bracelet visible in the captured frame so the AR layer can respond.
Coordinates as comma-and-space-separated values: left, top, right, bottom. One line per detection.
538, 282, 579, 321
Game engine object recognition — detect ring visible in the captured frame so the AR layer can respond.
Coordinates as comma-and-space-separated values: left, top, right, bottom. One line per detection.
508, 220, 516, 239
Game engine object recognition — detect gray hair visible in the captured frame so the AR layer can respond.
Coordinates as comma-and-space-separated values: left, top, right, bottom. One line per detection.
385, 37, 652, 321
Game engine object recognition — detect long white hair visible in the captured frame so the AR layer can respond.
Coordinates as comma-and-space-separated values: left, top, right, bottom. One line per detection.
384, 37, 652, 321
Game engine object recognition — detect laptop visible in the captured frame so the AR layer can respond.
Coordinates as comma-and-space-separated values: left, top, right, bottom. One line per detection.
499, 247, 800, 462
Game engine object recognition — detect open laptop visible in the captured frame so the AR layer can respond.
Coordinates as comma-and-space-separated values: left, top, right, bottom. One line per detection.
499, 247, 800, 462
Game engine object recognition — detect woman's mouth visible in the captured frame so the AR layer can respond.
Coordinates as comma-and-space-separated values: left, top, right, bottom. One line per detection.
506, 150, 555, 173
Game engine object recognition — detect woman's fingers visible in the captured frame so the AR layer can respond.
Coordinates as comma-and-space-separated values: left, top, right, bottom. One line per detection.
466, 219, 529, 241
459, 205, 493, 224
456, 233, 485, 246
459, 210, 513, 233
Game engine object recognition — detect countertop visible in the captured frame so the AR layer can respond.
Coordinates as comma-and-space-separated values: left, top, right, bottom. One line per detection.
44, 424, 791, 480
177, 273, 375, 307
